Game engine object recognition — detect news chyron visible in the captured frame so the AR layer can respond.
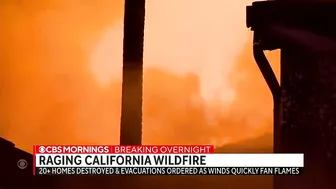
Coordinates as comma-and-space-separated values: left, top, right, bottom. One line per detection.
33, 145, 304, 176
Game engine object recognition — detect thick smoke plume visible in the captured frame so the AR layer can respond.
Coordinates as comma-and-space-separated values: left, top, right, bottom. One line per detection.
0, 0, 279, 152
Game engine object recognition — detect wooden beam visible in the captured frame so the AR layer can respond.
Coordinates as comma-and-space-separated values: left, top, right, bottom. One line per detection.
120, 0, 146, 145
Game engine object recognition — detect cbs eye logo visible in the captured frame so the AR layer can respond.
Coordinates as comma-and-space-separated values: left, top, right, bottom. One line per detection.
17, 159, 28, 169
38, 146, 46, 153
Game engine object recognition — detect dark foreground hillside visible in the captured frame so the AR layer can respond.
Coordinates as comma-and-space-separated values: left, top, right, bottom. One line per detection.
216, 133, 273, 153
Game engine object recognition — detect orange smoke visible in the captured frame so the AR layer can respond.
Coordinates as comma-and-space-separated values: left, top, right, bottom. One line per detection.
0, 0, 279, 152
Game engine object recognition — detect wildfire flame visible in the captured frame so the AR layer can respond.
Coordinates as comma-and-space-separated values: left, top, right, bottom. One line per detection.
0, 0, 279, 152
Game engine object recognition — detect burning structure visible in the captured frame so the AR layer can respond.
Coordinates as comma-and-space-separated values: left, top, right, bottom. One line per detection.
247, 1, 336, 188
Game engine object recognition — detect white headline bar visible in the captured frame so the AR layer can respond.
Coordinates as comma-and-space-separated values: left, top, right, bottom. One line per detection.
35, 153, 304, 167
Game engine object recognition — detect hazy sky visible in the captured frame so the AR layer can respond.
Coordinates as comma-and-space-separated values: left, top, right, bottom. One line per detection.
0, 0, 279, 152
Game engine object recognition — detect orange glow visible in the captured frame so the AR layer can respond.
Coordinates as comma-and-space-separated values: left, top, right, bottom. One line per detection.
0, 0, 279, 152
